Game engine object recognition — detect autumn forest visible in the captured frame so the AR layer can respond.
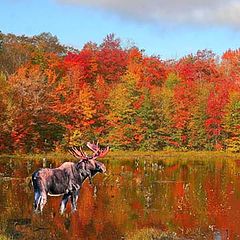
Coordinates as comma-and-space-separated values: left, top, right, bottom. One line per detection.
0, 32, 239, 153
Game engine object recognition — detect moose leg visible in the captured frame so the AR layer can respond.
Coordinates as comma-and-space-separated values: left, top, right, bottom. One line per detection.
60, 193, 71, 214
71, 190, 79, 212
34, 190, 41, 212
39, 191, 47, 213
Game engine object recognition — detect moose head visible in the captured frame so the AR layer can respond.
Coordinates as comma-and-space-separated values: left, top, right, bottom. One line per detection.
32, 141, 109, 214
69, 141, 109, 177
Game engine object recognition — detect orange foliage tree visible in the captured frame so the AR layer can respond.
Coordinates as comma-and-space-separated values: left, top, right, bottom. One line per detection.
0, 32, 240, 152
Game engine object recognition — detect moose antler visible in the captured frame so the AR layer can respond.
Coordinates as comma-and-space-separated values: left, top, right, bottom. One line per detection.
87, 141, 110, 159
86, 141, 99, 153
69, 141, 109, 160
68, 146, 88, 159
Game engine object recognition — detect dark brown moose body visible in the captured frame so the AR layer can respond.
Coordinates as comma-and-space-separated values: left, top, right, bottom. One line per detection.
32, 142, 109, 214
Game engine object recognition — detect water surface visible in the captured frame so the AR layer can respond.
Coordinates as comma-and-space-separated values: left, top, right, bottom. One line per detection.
0, 155, 240, 239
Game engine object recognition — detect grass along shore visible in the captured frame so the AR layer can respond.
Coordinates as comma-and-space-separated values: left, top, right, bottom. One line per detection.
0, 150, 239, 163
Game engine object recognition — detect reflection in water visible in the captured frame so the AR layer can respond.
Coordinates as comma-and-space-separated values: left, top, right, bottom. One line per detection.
0, 156, 240, 239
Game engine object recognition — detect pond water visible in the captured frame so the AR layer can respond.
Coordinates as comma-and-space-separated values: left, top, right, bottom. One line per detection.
0, 155, 240, 240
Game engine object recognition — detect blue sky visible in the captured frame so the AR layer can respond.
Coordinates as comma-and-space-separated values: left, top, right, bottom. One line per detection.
1, 0, 240, 59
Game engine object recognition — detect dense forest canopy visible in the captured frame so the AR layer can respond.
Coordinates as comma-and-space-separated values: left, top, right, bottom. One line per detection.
0, 31, 239, 153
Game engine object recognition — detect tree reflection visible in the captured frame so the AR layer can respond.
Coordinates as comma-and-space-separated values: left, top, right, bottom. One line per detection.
0, 157, 240, 239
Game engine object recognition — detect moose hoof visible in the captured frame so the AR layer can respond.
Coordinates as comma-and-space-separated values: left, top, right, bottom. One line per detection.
71, 208, 77, 213
60, 207, 66, 215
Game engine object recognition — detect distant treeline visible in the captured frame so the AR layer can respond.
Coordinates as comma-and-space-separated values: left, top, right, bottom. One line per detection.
0, 31, 239, 153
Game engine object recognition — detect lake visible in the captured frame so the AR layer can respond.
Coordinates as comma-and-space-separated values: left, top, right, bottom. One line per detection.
0, 153, 240, 239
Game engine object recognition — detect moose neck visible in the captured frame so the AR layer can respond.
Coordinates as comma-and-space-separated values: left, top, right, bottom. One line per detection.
75, 160, 94, 178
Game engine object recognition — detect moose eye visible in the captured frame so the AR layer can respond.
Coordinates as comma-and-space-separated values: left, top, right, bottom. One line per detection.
96, 164, 101, 170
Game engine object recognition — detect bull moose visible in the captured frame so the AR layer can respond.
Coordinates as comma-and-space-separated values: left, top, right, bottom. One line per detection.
32, 142, 109, 214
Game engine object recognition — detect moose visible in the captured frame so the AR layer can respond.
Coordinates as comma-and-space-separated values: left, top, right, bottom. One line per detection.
32, 142, 109, 214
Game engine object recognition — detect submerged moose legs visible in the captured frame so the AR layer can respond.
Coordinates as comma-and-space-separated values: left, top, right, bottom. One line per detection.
60, 193, 71, 214
59, 190, 80, 214
32, 171, 48, 213
40, 193, 47, 213
34, 190, 41, 212
71, 190, 79, 212
34, 190, 79, 214
33, 190, 47, 213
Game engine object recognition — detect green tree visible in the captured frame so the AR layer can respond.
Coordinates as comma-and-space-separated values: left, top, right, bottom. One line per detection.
223, 91, 240, 152
138, 88, 166, 150
106, 71, 141, 149
159, 73, 179, 149
188, 83, 211, 150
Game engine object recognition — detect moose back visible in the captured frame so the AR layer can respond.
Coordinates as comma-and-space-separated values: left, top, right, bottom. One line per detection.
32, 142, 109, 214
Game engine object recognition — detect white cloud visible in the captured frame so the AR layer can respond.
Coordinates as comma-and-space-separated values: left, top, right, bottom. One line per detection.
56, 0, 240, 28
